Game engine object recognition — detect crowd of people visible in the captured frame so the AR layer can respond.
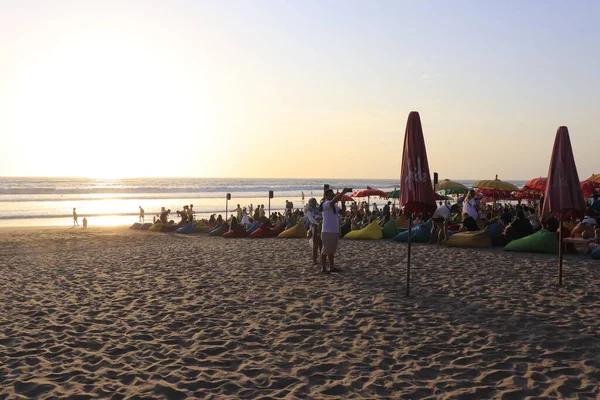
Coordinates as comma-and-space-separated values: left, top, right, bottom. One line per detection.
141, 191, 600, 267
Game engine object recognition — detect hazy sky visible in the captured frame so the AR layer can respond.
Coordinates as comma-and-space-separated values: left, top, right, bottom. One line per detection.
1, 1, 598, 180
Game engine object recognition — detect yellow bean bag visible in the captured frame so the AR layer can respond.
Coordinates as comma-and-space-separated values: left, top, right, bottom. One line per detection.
396, 214, 409, 229
148, 222, 163, 232
344, 221, 383, 240
443, 229, 491, 248
278, 222, 307, 238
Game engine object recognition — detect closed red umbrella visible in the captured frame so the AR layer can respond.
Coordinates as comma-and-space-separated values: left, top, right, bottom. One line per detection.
540, 126, 586, 285
399, 111, 436, 297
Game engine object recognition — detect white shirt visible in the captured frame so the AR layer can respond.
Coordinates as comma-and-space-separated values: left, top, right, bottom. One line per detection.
432, 204, 452, 221
462, 199, 478, 219
321, 200, 341, 233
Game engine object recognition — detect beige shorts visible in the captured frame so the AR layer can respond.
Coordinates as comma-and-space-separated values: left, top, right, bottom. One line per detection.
321, 232, 339, 256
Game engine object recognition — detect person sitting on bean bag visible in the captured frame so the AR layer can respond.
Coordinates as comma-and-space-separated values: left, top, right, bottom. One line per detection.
504, 208, 534, 243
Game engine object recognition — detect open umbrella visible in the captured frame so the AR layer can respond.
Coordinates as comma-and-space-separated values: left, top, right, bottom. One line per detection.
540, 126, 586, 285
434, 179, 468, 195
386, 189, 400, 199
352, 188, 387, 207
523, 177, 547, 192
587, 173, 600, 183
321, 192, 354, 203
352, 188, 388, 198
473, 175, 519, 210
580, 180, 600, 198
399, 111, 436, 297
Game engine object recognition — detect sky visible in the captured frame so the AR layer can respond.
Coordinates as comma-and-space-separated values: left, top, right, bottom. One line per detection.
0, 0, 598, 180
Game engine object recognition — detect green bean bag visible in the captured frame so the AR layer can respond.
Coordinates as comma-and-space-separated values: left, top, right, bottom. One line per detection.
344, 221, 383, 240
148, 222, 163, 232
209, 226, 228, 237
393, 219, 433, 243
504, 229, 558, 254
591, 248, 600, 259
278, 222, 307, 238
443, 229, 491, 248
383, 220, 398, 239
194, 224, 209, 233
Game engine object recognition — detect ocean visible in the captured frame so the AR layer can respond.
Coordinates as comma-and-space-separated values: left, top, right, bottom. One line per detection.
0, 177, 528, 227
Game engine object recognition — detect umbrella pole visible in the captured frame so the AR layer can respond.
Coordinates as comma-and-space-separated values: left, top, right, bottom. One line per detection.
406, 214, 412, 297
558, 219, 563, 286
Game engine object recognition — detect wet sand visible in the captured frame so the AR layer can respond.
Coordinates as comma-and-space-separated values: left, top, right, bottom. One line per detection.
0, 226, 599, 399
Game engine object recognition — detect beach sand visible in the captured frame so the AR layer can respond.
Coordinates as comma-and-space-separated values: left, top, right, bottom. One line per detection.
0, 226, 599, 399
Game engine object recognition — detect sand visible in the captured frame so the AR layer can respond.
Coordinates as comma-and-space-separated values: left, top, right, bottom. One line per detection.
0, 226, 599, 399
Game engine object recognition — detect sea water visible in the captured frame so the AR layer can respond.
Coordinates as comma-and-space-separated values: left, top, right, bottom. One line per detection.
0, 177, 527, 227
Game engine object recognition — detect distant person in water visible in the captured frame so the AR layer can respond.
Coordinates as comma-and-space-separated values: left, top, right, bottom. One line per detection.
139, 206, 145, 223
82, 217, 88, 228
73, 208, 79, 226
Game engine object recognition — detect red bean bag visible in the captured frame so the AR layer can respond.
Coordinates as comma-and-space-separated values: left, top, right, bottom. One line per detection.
223, 226, 248, 238
249, 227, 278, 238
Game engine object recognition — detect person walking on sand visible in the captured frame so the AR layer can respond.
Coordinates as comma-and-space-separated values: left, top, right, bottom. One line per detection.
320, 188, 350, 274
73, 208, 79, 226
139, 206, 145, 223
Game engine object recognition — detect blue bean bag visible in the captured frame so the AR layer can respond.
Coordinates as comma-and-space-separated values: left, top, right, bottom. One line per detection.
504, 229, 559, 254
393, 219, 433, 243
207, 224, 223, 234
246, 221, 260, 234
488, 222, 504, 246
176, 223, 195, 234
590, 248, 600, 259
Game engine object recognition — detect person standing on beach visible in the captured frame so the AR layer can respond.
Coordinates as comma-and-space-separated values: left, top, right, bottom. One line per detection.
139, 206, 145, 223
259, 205, 265, 219
188, 204, 194, 222
305, 198, 322, 265
234, 204, 242, 221
73, 208, 79, 226
320, 188, 350, 273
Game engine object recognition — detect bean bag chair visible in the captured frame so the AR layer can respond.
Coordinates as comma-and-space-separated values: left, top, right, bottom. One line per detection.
223, 225, 248, 238
488, 222, 505, 246
396, 215, 409, 229
246, 221, 260, 234
504, 229, 559, 254
209, 225, 229, 237
278, 222, 307, 238
443, 229, 491, 248
176, 223, 195, 234
249, 226, 278, 238
140, 223, 153, 230
194, 224, 210, 233
160, 225, 178, 233
272, 224, 285, 236
207, 224, 223, 234
130, 222, 142, 230
591, 248, 600, 260
340, 220, 352, 237
344, 221, 383, 240
394, 219, 433, 243
148, 223, 163, 232
383, 220, 398, 239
